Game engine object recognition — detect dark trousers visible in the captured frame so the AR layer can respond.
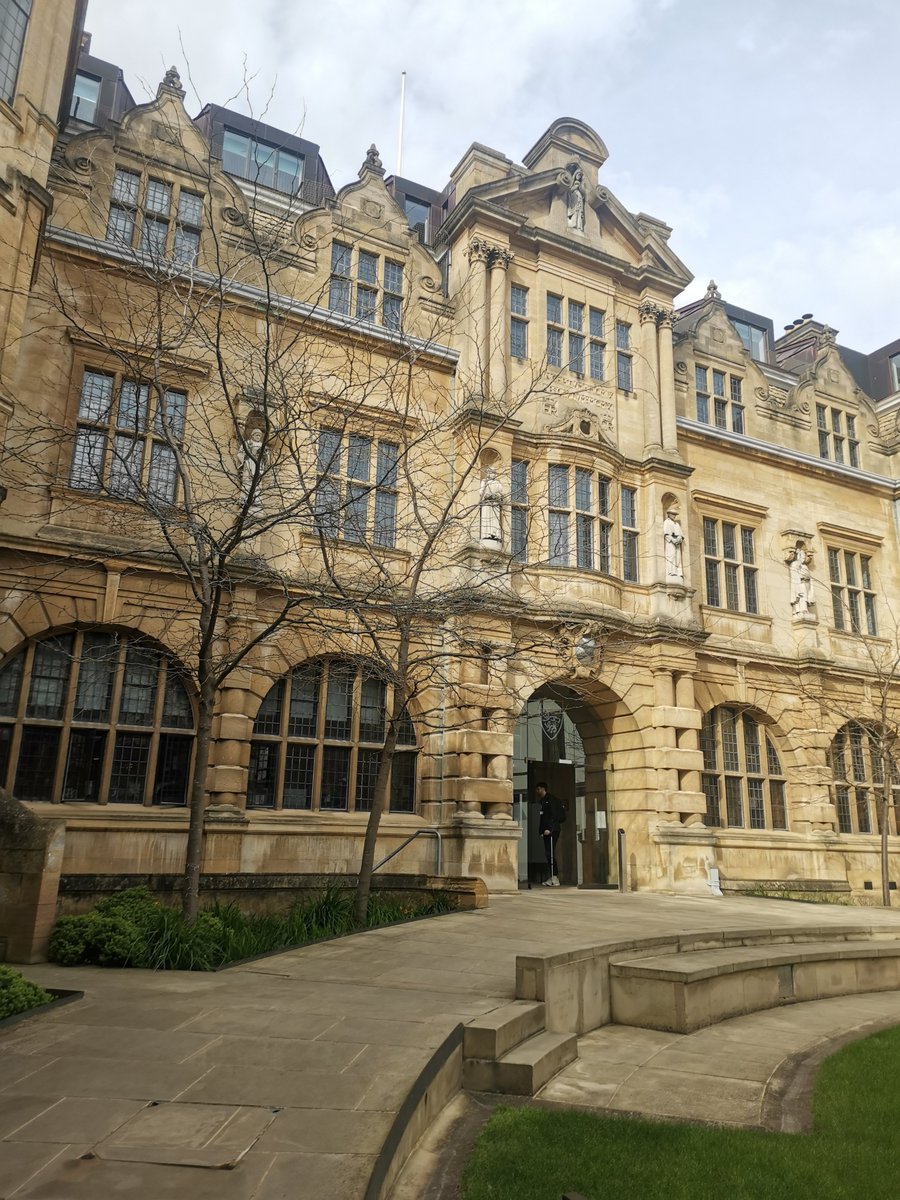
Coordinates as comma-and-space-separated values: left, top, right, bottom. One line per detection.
543, 833, 557, 877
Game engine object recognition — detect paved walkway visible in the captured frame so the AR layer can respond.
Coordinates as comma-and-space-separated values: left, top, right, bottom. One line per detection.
3, 891, 900, 1199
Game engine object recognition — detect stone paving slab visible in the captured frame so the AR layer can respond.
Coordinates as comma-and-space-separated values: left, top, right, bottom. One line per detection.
3, 891, 900, 1198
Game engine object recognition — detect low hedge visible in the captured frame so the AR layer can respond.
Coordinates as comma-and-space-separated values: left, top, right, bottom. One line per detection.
48, 885, 452, 971
0, 966, 53, 1020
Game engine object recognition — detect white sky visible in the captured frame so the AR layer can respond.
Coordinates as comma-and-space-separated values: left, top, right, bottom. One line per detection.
84, 0, 900, 350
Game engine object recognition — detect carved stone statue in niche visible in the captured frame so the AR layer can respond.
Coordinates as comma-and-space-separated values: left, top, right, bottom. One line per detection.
663, 508, 685, 583
566, 166, 586, 232
241, 427, 265, 515
789, 544, 815, 617
479, 467, 503, 547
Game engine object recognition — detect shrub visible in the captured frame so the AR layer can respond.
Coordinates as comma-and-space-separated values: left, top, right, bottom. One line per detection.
0, 965, 53, 1020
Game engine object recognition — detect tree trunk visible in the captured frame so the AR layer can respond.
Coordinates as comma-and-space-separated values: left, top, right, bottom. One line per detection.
182, 676, 216, 922
881, 782, 891, 908
354, 724, 401, 927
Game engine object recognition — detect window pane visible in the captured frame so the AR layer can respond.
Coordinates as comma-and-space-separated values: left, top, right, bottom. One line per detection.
740, 527, 755, 564
139, 216, 168, 256
835, 785, 852, 833
617, 352, 632, 391
770, 780, 787, 829
14, 726, 61, 802
621, 487, 636, 528
705, 559, 720, 606
178, 189, 203, 226
359, 676, 386, 742
109, 434, 144, 498
700, 710, 717, 770
108, 732, 150, 803
589, 308, 604, 338
0, 652, 24, 717
119, 645, 158, 726
373, 488, 397, 547
568, 301, 583, 331
702, 517, 718, 557
724, 562, 740, 610
355, 747, 381, 812
597, 521, 611, 573
856, 788, 871, 834
358, 249, 378, 284
766, 735, 782, 777
390, 752, 416, 812
344, 482, 369, 542
732, 405, 745, 434
62, 728, 106, 802
117, 381, 148, 431
153, 734, 191, 806
511, 285, 528, 316
576, 513, 593, 569
744, 568, 759, 614
275, 149, 302, 194
547, 327, 563, 368
383, 294, 402, 330
748, 778, 765, 829
79, 371, 114, 422
148, 444, 177, 503
162, 671, 193, 728
548, 511, 569, 566
510, 317, 527, 358
222, 130, 250, 176
384, 260, 403, 294
320, 746, 350, 809
287, 665, 319, 737
730, 376, 742, 403
346, 434, 371, 482
548, 464, 569, 508
865, 593, 878, 636
697, 394, 709, 423
145, 179, 171, 215
743, 717, 761, 773
721, 709, 740, 770
317, 428, 342, 475
173, 226, 199, 265
575, 467, 592, 511
702, 774, 721, 826
589, 340, 604, 380
247, 741, 278, 809
27, 636, 73, 720
725, 776, 743, 826
283, 744, 315, 809
324, 665, 353, 739
622, 530, 639, 581
74, 633, 116, 722
568, 332, 585, 373
695, 366, 708, 392
106, 204, 135, 245
156, 390, 186, 441
253, 680, 284, 737
511, 506, 528, 562
112, 168, 140, 205
328, 278, 351, 314
615, 322, 630, 350
713, 370, 725, 397
70, 428, 106, 490
597, 477, 610, 517
722, 523, 737, 560
510, 460, 528, 504
546, 294, 562, 325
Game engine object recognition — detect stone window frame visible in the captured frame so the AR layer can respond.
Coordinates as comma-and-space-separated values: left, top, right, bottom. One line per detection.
615, 321, 633, 392
328, 241, 404, 331
827, 545, 877, 636
701, 516, 759, 614
510, 458, 530, 563
106, 165, 205, 267
541, 460, 627, 579
816, 403, 860, 468
246, 658, 418, 814
0, 630, 195, 807
829, 721, 900, 836
314, 426, 400, 549
510, 283, 529, 359
545, 292, 606, 381
67, 363, 187, 506
700, 705, 788, 831
0, 0, 30, 106
694, 364, 745, 433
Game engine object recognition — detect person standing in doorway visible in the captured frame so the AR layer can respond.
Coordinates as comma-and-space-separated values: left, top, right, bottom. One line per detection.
535, 782, 565, 886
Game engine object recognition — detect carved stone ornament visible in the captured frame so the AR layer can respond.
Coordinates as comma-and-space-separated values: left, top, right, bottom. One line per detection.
73, 155, 93, 174
705, 279, 722, 301
420, 275, 439, 292
466, 236, 512, 269
639, 300, 663, 324
157, 65, 186, 100
362, 198, 384, 219
300, 233, 318, 250
362, 144, 384, 176
222, 206, 246, 226
542, 404, 614, 442
559, 161, 586, 232
754, 384, 810, 418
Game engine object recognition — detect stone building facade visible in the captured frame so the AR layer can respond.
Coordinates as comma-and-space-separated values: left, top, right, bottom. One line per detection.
3, 8, 900, 906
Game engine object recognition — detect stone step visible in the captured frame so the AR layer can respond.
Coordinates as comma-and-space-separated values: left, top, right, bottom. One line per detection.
463, 1030, 577, 1095
463, 1000, 546, 1062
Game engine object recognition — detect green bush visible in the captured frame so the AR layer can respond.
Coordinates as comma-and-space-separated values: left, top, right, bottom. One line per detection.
48, 884, 454, 971
0, 965, 53, 1020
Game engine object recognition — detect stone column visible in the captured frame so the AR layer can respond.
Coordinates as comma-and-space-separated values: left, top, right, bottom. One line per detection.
487, 248, 512, 405
466, 238, 493, 400
639, 301, 662, 453
657, 309, 678, 452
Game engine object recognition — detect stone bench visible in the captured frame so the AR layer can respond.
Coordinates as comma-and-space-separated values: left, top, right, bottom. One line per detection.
609, 938, 900, 1033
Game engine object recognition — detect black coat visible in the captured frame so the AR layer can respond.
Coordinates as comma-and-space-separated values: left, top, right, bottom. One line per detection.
538, 793, 565, 837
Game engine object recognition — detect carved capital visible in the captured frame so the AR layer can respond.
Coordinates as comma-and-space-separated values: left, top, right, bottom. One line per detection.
639, 300, 662, 324
467, 237, 513, 270
657, 308, 675, 329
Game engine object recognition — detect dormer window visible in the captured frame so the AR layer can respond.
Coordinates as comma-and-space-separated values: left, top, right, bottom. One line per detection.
816, 405, 859, 467
70, 72, 100, 123
328, 242, 403, 331
732, 319, 768, 363
221, 129, 303, 195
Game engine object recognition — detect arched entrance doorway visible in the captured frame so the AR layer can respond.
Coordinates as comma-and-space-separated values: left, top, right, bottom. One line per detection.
512, 683, 610, 888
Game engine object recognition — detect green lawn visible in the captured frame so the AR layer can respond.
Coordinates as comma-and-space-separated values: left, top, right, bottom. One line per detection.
460, 1024, 900, 1200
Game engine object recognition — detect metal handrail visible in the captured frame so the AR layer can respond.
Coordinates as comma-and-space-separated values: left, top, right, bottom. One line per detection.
372, 828, 442, 876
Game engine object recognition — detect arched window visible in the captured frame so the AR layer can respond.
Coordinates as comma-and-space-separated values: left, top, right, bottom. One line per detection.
829, 722, 899, 835
247, 659, 417, 813
0, 631, 194, 805
700, 706, 787, 830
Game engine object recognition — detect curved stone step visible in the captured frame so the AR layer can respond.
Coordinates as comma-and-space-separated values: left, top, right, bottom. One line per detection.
463, 1000, 545, 1061
463, 1030, 577, 1095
